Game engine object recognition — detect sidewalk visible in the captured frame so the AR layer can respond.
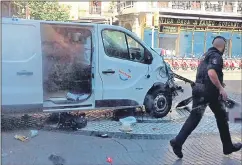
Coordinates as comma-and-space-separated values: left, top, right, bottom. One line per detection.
2, 130, 241, 165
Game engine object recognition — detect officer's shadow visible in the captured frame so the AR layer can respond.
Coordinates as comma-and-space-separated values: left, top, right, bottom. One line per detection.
222, 155, 240, 164
170, 156, 238, 165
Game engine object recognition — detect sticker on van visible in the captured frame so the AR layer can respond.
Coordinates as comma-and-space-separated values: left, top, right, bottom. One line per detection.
119, 69, 131, 81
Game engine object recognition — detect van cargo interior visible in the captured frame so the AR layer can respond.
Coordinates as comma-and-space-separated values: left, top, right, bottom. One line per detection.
41, 24, 92, 104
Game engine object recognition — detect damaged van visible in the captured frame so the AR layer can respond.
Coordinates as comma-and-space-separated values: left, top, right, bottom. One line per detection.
2, 17, 178, 118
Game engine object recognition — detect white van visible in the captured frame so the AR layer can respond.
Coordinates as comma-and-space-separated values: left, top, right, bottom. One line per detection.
2, 17, 176, 118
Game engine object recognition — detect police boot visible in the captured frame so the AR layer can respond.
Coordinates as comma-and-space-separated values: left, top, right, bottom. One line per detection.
223, 143, 242, 155
170, 139, 183, 158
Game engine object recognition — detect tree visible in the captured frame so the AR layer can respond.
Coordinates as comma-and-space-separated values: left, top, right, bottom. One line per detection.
13, 1, 71, 21
108, 1, 117, 13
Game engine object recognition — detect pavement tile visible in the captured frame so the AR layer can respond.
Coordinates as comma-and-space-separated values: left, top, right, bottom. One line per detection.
76, 113, 242, 140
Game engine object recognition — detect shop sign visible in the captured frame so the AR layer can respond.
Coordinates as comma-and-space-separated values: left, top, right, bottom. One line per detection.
159, 17, 242, 27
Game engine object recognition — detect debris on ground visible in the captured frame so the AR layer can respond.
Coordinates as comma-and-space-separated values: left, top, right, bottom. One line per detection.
119, 124, 133, 133
106, 157, 113, 164
1, 150, 13, 157
2, 153, 8, 157
119, 116, 136, 132
14, 135, 28, 142
2, 149, 8, 157
152, 128, 160, 131
113, 109, 135, 121
2, 109, 113, 131
46, 113, 60, 124
29, 130, 38, 138
119, 116, 137, 125
57, 112, 87, 131
49, 154, 65, 165
96, 134, 109, 138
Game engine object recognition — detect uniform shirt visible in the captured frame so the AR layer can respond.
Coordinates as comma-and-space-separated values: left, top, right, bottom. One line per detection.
195, 47, 224, 97
206, 48, 224, 84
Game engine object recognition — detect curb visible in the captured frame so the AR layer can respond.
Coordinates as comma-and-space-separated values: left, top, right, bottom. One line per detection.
42, 124, 241, 140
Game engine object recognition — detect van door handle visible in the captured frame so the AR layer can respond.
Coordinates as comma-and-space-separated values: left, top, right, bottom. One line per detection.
17, 70, 33, 76
102, 70, 115, 74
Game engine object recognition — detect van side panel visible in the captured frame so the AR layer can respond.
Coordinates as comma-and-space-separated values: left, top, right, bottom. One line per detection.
2, 21, 43, 113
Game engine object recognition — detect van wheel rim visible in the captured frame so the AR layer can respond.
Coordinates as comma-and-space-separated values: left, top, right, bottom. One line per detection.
154, 94, 167, 112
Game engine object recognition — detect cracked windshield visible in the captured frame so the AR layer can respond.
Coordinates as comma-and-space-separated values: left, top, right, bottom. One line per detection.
2, 1, 242, 165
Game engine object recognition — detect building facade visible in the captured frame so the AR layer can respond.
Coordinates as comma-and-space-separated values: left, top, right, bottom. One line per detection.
117, 1, 242, 57
59, 1, 118, 23
1, 1, 22, 18
2, 1, 118, 24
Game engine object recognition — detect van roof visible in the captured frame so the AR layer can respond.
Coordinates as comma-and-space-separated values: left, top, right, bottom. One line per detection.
2, 17, 110, 27
2, 17, 127, 32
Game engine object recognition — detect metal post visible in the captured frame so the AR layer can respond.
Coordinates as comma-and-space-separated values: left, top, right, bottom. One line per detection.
110, 17, 112, 25
230, 27, 235, 57
177, 25, 181, 57
8, 1, 11, 17
191, 26, 195, 55
151, 26, 154, 48
204, 26, 207, 53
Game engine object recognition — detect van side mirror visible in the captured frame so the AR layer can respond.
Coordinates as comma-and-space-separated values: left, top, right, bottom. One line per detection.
144, 49, 153, 64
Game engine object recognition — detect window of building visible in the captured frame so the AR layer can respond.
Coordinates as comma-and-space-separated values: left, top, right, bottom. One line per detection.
125, 1, 135, 8
191, 1, 201, 10
89, 1, 102, 14
205, 1, 223, 12
171, 1, 202, 10
224, 1, 233, 12
238, 2, 242, 13
157, 2, 169, 8
172, 1, 192, 10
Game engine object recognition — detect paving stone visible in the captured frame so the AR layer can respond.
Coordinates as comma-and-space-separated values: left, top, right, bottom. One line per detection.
163, 134, 242, 165
73, 113, 242, 140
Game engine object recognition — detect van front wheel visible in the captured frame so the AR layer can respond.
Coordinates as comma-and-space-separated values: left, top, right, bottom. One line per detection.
144, 89, 172, 118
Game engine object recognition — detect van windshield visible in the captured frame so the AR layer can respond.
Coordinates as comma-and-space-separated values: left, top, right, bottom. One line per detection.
150, 47, 164, 60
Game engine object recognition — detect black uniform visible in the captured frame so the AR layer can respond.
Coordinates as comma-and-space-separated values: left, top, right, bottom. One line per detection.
174, 47, 234, 153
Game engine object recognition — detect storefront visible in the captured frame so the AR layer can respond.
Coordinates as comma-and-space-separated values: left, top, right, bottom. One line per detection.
144, 15, 242, 58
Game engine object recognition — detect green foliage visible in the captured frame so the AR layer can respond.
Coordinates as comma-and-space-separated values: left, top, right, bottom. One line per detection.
108, 1, 117, 13
13, 1, 71, 21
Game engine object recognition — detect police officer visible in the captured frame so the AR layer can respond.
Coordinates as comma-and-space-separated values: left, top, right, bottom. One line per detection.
170, 36, 242, 158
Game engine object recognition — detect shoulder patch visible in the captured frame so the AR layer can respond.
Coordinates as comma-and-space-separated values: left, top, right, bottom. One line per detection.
211, 58, 219, 65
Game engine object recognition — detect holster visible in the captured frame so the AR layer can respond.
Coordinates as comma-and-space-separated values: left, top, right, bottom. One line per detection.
192, 83, 206, 97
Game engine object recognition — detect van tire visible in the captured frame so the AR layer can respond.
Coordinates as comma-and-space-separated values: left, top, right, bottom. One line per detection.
144, 89, 172, 118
